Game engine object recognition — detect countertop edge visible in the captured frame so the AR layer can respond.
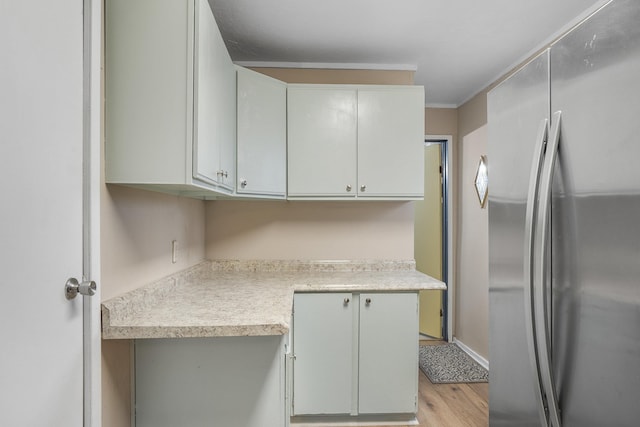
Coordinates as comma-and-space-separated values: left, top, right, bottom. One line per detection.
102, 259, 445, 340
102, 323, 290, 340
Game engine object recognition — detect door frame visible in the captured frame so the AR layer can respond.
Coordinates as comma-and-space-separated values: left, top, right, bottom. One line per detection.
84, 0, 102, 424
424, 135, 453, 341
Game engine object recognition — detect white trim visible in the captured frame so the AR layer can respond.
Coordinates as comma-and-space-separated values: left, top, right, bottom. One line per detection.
131, 342, 137, 427
424, 135, 454, 342
234, 61, 418, 72
457, 0, 611, 107
83, 0, 102, 424
453, 338, 489, 371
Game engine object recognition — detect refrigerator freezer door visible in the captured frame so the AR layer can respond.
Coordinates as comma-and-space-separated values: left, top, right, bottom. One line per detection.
550, 0, 640, 425
488, 51, 550, 427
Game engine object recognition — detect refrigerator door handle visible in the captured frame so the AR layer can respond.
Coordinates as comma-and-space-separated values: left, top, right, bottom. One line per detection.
533, 110, 563, 427
523, 117, 550, 426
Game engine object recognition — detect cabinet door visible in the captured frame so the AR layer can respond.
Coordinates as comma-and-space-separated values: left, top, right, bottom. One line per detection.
105, 0, 192, 185
293, 293, 354, 415
288, 87, 357, 198
236, 67, 287, 197
357, 87, 424, 198
193, 0, 236, 190
359, 293, 418, 414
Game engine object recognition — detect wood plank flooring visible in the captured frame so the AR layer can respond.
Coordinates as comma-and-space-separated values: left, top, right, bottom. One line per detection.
414, 340, 488, 427
413, 367, 488, 427
363, 340, 488, 427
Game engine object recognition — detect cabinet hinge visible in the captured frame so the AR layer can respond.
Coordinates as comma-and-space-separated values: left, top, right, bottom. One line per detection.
440, 309, 443, 317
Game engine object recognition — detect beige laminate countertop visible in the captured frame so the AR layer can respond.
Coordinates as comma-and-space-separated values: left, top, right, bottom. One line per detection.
101, 260, 445, 340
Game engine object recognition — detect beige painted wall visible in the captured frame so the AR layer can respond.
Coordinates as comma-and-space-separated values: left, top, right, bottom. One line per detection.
101, 186, 206, 300
249, 67, 415, 85
455, 87, 490, 360
207, 201, 414, 260
456, 125, 489, 359
100, 186, 206, 427
206, 68, 417, 262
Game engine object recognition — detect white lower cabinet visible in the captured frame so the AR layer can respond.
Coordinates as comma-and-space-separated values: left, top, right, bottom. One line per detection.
358, 293, 419, 414
292, 293, 354, 415
292, 292, 419, 417
134, 336, 287, 427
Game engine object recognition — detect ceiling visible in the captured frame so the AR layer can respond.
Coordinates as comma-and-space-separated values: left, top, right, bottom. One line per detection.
209, 0, 606, 107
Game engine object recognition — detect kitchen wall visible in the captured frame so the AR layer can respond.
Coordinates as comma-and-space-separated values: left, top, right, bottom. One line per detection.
101, 189, 207, 427
101, 185, 206, 427
207, 201, 414, 260
455, 124, 489, 359
452, 89, 490, 359
205, 68, 417, 261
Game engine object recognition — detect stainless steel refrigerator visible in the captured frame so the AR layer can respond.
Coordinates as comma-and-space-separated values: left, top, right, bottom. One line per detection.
488, 0, 640, 425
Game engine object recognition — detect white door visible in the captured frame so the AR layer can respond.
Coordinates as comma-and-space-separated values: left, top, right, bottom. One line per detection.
0, 1, 96, 425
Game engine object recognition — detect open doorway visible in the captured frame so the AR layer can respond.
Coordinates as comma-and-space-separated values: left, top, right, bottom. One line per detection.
415, 137, 451, 340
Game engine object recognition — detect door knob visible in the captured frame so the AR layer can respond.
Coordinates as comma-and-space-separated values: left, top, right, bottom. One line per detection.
365, 298, 372, 306
346, 184, 352, 192
360, 185, 366, 192
240, 179, 248, 188
65, 278, 97, 300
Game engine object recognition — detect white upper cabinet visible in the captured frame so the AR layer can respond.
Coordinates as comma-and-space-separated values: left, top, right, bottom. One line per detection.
287, 86, 358, 198
236, 67, 287, 198
287, 84, 424, 200
105, 0, 236, 198
357, 88, 425, 198
193, 0, 236, 192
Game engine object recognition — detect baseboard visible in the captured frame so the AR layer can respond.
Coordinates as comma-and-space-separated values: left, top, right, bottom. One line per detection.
452, 338, 489, 371
291, 414, 418, 426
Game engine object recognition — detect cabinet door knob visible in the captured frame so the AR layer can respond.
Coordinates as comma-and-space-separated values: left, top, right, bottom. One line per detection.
346, 184, 352, 192
365, 298, 372, 306
360, 185, 366, 192
344, 297, 350, 305
240, 179, 247, 188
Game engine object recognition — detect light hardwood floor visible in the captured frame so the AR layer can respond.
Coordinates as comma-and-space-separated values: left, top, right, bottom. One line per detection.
413, 367, 488, 427
386, 340, 489, 427
413, 340, 488, 427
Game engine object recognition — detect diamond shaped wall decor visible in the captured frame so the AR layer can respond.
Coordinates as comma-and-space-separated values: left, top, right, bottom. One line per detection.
475, 155, 488, 208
